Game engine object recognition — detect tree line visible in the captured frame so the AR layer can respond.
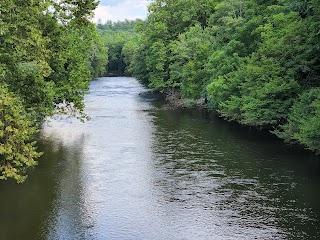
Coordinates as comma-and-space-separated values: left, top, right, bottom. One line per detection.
121, 0, 320, 154
0, 0, 108, 183
97, 19, 142, 75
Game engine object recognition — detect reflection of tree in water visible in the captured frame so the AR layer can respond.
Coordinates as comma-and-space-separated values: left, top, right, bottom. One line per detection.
40, 133, 95, 240
0, 131, 89, 240
151, 108, 320, 239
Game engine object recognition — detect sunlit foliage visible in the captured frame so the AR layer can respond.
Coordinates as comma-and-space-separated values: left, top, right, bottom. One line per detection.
125, 0, 320, 153
0, 0, 106, 182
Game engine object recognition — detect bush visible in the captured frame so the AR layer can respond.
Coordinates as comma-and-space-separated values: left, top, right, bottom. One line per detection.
274, 88, 320, 153
180, 99, 198, 108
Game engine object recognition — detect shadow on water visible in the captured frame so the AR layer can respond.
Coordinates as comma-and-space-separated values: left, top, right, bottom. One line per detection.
150, 108, 320, 239
0, 131, 87, 240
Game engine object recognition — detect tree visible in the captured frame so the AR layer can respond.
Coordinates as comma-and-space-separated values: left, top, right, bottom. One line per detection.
0, 0, 105, 182
170, 24, 213, 98
0, 83, 41, 183
99, 19, 141, 75
131, 0, 217, 93
0, 0, 56, 120
275, 88, 320, 153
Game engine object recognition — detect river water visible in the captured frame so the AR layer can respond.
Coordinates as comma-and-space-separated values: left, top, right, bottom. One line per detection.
0, 77, 320, 240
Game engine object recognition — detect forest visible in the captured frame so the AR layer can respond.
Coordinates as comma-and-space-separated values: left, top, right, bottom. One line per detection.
97, 19, 142, 76
1, 0, 320, 183
109, 0, 320, 155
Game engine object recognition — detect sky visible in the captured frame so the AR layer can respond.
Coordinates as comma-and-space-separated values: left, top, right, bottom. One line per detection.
93, 0, 151, 23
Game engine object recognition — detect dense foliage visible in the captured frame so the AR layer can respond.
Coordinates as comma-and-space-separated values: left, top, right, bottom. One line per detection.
0, 0, 107, 182
0, 83, 41, 183
125, 0, 320, 153
97, 20, 142, 75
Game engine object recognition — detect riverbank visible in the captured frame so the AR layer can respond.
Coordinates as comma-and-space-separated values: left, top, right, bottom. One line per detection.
164, 88, 208, 109
101, 72, 133, 78
163, 87, 319, 155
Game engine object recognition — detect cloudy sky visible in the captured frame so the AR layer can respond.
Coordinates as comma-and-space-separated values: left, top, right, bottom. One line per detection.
93, 0, 151, 23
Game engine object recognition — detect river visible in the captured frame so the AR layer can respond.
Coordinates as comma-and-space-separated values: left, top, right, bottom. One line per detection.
0, 77, 320, 239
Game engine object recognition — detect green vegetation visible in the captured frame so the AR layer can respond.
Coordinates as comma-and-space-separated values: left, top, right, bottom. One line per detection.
97, 20, 143, 76
2, 0, 319, 182
123, 0, 320, 153
0, 83, 41, 183
180, 99, 199, 108
0, 0, 108, 182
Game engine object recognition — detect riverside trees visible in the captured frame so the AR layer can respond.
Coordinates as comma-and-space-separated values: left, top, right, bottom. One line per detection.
125, 0, 320, 153
97, 20, 142, 76
0, 0, 108, 182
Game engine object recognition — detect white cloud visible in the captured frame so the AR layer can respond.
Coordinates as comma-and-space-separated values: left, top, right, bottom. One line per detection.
93, 0, 150, 23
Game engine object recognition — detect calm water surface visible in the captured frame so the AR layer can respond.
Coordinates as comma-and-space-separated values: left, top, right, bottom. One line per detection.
0, 77, 320, 239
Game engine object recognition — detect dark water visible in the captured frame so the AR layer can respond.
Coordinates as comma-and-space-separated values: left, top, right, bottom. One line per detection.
0, 77, 320, 240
